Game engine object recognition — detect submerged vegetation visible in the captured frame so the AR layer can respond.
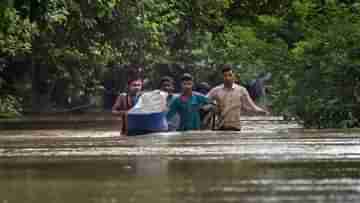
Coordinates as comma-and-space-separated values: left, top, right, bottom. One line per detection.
0, 0, 359, 128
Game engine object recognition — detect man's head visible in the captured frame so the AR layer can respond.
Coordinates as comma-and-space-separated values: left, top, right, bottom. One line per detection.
181, 73, 193, 93
159, 76, 175, 94
221, 64, 235, 86
197, 82, 210, 95
128, 79, 143, 95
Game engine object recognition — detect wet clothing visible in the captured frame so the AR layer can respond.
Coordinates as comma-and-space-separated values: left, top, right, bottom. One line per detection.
130, 96, 140, 108
167, 93, 209, 131
112, 93, 140, 111
207, 83, 261, 130
112, 93, 141, 134
166, 94, 180, 131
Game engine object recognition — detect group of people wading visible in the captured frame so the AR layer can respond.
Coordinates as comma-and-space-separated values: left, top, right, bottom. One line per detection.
112, 64, 270, 136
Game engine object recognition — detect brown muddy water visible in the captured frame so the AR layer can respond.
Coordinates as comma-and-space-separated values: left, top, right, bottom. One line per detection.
1, 118, 360, 203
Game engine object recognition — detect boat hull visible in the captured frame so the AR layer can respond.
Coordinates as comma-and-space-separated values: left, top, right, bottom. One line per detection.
127, 112, 168, 135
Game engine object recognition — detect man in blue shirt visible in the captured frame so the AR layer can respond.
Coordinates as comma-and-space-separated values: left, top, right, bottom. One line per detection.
167, 73, 209, 131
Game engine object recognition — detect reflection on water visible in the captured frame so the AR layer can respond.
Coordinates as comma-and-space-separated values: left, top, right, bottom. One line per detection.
1, 159, 360, 203
1, 119, 360, 203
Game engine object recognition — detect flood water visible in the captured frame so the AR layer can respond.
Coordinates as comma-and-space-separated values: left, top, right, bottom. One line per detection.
1, 119, 360, 203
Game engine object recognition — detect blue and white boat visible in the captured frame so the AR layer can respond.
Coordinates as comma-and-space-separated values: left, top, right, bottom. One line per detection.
127, 90, 169, 136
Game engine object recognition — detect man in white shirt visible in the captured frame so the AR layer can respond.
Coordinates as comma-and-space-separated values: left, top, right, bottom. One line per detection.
159, 76, 180, 131
207, 64, 269, 131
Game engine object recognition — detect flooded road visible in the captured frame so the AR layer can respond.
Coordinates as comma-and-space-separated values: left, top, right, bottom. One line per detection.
1, 119, 360, 202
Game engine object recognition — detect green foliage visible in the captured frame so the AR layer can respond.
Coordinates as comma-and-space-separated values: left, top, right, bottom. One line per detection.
272, 0, 360, 128
0, 7, 36, 56
0, 0, 359, 128
0, 95, 22, 118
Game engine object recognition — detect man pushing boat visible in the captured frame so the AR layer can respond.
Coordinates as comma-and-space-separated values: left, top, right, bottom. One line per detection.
112, 77, 144, 136
166, 73, 211, 131
207, 64, 269, 131
113, 65, 269, 135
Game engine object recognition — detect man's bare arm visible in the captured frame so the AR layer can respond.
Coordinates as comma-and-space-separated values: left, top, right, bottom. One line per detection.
112, 96, 125, 115
242, 90, 269, 115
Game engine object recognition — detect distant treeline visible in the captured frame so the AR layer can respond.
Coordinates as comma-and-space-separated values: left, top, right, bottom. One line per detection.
0, 0, 359, 128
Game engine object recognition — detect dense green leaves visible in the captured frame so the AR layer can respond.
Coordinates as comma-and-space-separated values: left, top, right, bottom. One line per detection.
0, 6, 35, 55
0, 0, 359, 128
271, 0, 360, 128
0, 95, 22, 118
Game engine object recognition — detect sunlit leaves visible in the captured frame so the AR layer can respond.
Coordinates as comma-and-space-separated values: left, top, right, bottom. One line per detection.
92, 0, 121, 18
280, 1, 360, 127
0, 7, 36, 56
0, 95, 22, 118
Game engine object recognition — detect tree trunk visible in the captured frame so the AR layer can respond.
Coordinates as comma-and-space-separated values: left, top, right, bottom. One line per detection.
31, 60, 41, 112
31, 61, 52, 112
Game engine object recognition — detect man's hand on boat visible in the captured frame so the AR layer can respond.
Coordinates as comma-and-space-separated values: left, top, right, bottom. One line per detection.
200, 103, 217, 112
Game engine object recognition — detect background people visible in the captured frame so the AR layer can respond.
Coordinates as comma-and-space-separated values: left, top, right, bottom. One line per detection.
247, 72, 272, 109
196, 82, 211, 95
